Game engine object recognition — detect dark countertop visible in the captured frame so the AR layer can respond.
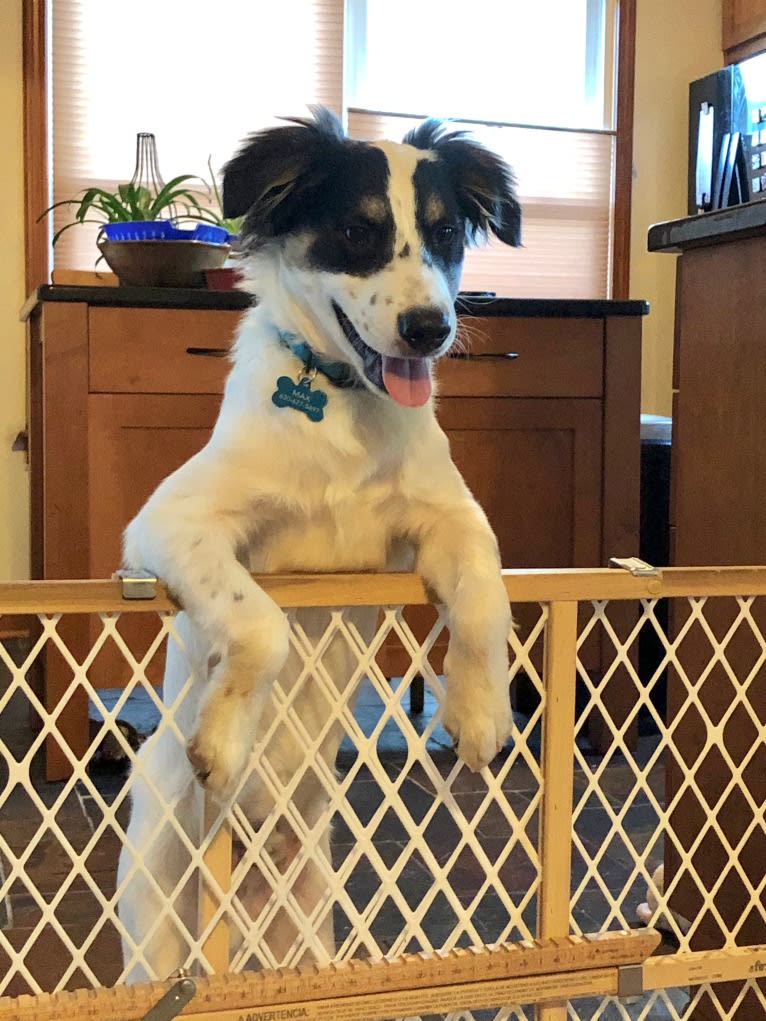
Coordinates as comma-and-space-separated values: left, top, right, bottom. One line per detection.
21, 284, 648, 320
648, 199, 766, 253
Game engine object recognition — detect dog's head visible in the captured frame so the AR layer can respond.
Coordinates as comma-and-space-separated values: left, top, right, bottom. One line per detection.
223, 108, 521, 407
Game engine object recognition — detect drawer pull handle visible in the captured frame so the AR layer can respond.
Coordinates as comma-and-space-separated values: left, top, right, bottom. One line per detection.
186, 346, 229, 358
449, 351, 519, 360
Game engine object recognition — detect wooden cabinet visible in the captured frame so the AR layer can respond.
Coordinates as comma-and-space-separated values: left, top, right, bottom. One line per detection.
649, 207, 766, 1021
442, 398, 602, 570
648, 205, 766, 569
25, 287, 645, 777
723, 0, 766, 63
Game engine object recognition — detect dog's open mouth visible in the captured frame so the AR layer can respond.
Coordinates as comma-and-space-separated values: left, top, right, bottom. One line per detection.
332, 301, 432, 408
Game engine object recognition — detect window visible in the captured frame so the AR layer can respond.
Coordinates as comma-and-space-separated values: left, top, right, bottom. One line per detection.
40, 0, 630, 298
347, 0, 611, 131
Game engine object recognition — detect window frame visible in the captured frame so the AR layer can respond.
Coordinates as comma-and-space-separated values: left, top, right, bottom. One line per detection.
22, 0, 636, 298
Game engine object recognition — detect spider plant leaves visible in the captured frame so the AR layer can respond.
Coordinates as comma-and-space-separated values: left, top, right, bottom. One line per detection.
147, 174, 208, 216
51, 217, 110, 247
39, 172, 233, 245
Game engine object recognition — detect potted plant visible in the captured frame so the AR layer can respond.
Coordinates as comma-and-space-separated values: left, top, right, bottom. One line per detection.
39, 134, 238, 287
42, 176, 227, 244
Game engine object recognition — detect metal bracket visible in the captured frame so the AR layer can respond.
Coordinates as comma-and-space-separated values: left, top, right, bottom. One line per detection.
114, 568, 159, 600
616, 963, 644, 1001
609, 556, 662, 578
142, 977, 197, 1021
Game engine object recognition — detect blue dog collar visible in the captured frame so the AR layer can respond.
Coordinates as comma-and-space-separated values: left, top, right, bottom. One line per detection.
276, 328, 359, 389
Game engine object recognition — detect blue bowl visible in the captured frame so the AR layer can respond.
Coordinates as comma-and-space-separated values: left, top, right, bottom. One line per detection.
162, 223, 230, 244
188, 223, 230, 244
100, 221, 230, 245
101, 220, 176, 241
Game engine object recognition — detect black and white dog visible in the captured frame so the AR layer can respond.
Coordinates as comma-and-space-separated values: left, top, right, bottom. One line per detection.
117, 108, 521, 980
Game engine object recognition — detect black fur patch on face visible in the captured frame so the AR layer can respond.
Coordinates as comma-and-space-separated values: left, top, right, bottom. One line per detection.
223, 112, 397, 277
404, 119, 522, 248
224, 108, 520, 295
302, 146, 396, 277
412, 160, 466, 290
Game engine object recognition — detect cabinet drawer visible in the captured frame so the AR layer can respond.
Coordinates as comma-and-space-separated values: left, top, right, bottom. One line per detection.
88, 306, 243, 393
437, 316, 604, 397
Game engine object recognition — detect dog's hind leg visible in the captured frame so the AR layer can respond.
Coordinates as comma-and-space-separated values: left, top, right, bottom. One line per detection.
233, 607, 378, 968
117, 747, 200, 982
118, 614, 207, 982
234, 819, 335, 969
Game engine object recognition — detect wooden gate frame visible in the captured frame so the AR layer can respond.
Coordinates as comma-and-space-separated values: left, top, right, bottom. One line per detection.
1, 565, 765, 1021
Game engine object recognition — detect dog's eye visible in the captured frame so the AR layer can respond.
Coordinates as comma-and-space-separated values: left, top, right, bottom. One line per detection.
433, 223, 458, 245
343, 225, 373, 246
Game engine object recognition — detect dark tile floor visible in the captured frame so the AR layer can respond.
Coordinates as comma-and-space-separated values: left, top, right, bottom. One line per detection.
0, 646, 681, 1017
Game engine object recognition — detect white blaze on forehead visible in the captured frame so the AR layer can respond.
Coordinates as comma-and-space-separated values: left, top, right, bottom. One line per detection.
373, 140, 435, 254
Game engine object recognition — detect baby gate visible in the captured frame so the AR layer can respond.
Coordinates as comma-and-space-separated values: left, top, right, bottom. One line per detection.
0, 566, 764, 1021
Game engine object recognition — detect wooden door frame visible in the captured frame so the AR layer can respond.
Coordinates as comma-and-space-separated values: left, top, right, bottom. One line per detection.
612, 0, 637, 299
23, 0, 49, 295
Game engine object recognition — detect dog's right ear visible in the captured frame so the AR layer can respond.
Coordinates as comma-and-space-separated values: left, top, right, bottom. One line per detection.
404, 120, 522, 248
223, 107, 345, 242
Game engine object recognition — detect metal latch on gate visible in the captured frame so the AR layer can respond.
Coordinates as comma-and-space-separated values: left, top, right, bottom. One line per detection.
114, 568, 159, 600
142, 977, 197, 1021
616, 962, 645, 1002
609, 556, 661, 578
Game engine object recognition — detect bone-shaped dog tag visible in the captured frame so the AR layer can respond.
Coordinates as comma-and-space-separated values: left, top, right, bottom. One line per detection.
271, 375, 328, 422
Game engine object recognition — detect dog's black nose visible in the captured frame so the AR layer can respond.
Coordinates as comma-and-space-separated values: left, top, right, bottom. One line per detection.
397, 306, 451, 354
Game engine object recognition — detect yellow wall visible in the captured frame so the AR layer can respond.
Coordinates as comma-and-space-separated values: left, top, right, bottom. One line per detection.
631, 0, 723, 415
0, 1, 29, 580
0, 0, 729, 578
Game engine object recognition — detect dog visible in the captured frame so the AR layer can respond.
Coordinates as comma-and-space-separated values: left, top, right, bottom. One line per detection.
117, 107, 521, 981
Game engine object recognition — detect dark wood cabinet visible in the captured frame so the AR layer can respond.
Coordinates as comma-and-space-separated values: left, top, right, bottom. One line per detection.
723, 0, 766, 63
650, 207, 766, 1021
442, 397, 603, 570
24, 287, 645, 777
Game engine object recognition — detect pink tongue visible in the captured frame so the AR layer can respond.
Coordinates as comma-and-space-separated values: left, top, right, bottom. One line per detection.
382, 356, 432, 407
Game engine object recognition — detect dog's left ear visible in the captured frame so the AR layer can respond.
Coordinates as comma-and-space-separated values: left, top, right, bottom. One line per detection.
222, 107, 345, 241
404, 120, 522, 247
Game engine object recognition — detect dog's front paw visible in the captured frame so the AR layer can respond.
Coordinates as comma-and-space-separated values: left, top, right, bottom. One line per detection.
186, 732, 247, 801
442, 681, 513, 772
186, 695, 256, 801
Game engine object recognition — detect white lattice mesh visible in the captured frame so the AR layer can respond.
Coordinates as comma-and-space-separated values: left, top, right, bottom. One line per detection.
0, 588, 764, 1021
569, 596, 766, 1021
0, 601, 544, 1021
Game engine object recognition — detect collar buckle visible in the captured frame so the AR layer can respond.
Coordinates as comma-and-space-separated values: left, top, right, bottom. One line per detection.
276, 327, 358, 390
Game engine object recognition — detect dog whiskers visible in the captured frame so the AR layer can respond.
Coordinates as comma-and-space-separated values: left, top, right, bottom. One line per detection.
453, 318, 491, 353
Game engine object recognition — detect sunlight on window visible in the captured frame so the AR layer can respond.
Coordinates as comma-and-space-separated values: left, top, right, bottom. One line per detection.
59, 0, 340, 182
352, 0, 608, 130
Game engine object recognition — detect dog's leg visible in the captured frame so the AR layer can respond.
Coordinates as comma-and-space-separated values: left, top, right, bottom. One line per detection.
236, 607, 377, 966
409, 492, 513, 772
123, 463, 291, 801
118, 740, 199, 982
118, 619, 201, 981
235, 819, 335, 969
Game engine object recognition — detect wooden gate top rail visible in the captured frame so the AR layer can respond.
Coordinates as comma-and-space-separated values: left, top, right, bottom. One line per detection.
2, 566, 766, 615
0, 931, 659, 1021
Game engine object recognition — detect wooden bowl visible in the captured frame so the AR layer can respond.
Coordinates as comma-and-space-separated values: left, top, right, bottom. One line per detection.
97, 239, 230, 288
